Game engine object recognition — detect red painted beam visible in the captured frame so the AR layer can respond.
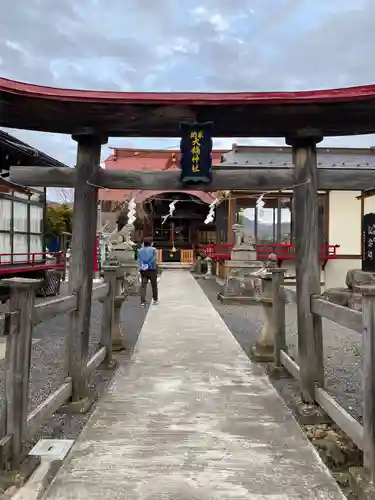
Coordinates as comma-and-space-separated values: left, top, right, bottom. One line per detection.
2, 78, 375, 137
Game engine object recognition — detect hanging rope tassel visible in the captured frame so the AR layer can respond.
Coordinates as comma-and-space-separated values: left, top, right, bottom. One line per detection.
171, 223, 176, 253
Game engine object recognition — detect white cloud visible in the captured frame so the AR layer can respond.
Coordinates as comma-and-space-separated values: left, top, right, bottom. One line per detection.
156, 37, 199, 57
191, 6, 230, 31
0, 0, 374, 163
5, 39, 28, 57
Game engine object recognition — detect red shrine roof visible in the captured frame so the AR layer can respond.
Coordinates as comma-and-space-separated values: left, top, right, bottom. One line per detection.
99, 148, 225, 204
2, 77, 375, 137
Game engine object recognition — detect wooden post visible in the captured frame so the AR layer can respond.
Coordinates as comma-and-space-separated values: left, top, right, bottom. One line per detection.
276, 198, 282, 242
254, 205, 258, 242
66, 134, 107, 402
359, 285, 375, 482
227, 195, 236, 244
271, 268, 286, 367
100, 266, 118, 366
286, 132, 324, 403
1, 278, 41, 467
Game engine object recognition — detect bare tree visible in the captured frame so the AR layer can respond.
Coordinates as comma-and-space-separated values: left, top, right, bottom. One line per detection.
110, 199, 151, 222
55, 187, 74, 204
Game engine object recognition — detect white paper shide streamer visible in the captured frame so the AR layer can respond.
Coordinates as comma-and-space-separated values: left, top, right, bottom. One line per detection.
204, 198, 218, 225
127, 197, 136, 225
256, 194, 265, 222
162, 200, 178, 225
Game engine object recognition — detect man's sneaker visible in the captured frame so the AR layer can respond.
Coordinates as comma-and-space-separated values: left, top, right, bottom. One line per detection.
153, 300, 158, 305
141, 302, 146, 307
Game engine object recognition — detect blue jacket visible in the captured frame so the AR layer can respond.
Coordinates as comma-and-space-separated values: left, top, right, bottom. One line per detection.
138, 246, 157, 270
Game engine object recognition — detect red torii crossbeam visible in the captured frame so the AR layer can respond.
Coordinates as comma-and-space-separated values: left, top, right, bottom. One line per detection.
1, 77, 375, 137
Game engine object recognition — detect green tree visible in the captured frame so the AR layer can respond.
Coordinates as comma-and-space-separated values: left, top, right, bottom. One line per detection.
45, 203, 73, 236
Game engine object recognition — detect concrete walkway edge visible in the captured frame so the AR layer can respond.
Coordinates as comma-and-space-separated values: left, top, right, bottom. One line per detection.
43, 271, 345, 499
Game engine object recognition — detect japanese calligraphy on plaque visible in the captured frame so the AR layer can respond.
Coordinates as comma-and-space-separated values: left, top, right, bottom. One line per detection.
179, 122, 213, 184
362, 213, 375, 271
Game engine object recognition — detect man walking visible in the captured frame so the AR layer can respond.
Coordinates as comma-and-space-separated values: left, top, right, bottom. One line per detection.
138, 237, 158, 307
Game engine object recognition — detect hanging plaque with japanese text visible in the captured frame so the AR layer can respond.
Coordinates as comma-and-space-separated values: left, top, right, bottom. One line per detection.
362, 213, 375, 271
179, 121, 213, 184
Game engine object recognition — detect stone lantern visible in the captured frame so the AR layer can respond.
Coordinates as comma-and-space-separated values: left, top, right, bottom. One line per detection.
204, 256, 213, 278
218, 223, 264, 303
105, 224, 139, 296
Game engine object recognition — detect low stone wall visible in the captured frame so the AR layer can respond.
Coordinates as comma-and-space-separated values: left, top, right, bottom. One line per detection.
322, 269, 375, 312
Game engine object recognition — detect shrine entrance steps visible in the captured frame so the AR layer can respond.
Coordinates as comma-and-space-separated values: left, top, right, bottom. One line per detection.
43, 271, 344, 499
158, 262, 192, 270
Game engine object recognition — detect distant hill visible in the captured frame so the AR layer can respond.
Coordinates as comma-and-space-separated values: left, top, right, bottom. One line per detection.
244, 216, 290, 242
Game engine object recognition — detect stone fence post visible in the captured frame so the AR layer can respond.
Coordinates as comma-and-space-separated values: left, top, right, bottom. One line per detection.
112, 273, 126, 351
100, 266, 126, 364
271, 269, 286, 368
100, 266, 117, 367
251, 270, 274, 362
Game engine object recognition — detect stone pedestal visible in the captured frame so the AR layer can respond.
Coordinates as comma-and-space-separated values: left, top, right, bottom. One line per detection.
120, 261, 139, 296
322, 268, 375, 313
218, 224, 264, 304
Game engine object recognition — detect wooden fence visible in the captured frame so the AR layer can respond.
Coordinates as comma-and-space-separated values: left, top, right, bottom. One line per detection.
156, 249, 162, 264
270, 269, 375, 480
181, 249, 195, 264
0, 266, 125, 470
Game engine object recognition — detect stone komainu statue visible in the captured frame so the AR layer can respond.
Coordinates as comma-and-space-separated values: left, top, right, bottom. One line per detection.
107, 224, 134, 250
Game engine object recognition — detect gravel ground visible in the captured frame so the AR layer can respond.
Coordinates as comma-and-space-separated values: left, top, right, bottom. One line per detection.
198, 277, 363, 423
0, 273, 363, 458
0, 281, 149, 453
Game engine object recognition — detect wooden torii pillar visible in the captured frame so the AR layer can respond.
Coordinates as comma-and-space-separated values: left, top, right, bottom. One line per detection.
286, 131, 324, 404
65, 134, 108, 403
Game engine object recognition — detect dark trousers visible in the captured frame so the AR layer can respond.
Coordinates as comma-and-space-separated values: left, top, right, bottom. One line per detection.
140, 269, 158, 303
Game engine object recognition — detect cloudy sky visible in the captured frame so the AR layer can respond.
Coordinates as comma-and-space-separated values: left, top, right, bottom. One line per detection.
1, 0, 375, 170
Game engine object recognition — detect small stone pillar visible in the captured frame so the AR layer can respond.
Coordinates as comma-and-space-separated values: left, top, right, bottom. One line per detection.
112, 272, 126, 351
251, 254, 278, 362
100, 265, 126, 352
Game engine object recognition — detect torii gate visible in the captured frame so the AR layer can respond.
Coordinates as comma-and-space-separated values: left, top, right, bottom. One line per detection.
2, 78, 375, 408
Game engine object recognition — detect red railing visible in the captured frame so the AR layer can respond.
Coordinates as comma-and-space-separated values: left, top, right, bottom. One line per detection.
0, 252, 65, 274
255, 243, 340, 261
200, 244, 233, 261
200, 243, 340, 265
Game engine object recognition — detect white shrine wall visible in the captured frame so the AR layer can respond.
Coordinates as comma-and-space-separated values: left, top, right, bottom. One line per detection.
324, 190, 362, 289
364, 194, 375, 214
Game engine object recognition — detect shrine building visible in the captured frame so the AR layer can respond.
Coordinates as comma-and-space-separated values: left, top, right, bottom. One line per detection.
98, 148, 225, 264
98, 144, 375, 289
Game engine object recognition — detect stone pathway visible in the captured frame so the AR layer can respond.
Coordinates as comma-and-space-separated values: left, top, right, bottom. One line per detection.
43, 271, 344, 499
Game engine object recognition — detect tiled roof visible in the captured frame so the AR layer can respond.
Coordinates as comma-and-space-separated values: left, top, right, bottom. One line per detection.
219, 145, 375, 169
0, 129, 69, 168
